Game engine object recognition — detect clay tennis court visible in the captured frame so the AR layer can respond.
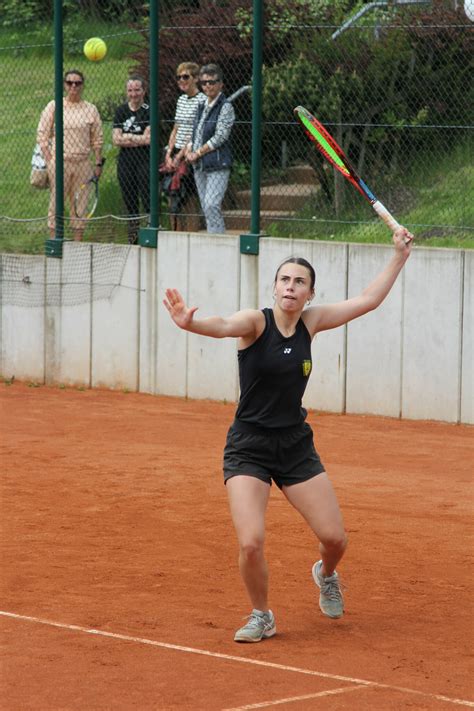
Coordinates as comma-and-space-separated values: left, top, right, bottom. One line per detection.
1, 382, 472, 710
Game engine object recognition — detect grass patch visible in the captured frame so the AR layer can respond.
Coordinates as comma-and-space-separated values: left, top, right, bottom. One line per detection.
0, 21, 143, 60
0, 53, 135, 216
0, 19, 145, 240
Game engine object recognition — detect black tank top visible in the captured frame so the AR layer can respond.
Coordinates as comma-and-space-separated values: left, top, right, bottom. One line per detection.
235, 308, 313, 428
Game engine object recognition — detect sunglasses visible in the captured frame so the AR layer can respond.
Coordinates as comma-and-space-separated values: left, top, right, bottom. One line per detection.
200, 79, 219, 86
176, 74, 191, 81
65, 80, 83, 86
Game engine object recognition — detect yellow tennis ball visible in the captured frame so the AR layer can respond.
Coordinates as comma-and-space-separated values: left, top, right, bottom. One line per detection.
83, 37, 107, 62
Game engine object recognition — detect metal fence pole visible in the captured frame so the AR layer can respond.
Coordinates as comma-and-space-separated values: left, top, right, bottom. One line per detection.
240, 0, 263, 256
45, 0, 64, 257
139, 0, 159, 247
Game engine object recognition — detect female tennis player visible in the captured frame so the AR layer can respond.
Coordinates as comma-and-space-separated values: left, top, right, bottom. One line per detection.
164, 226, 413, 643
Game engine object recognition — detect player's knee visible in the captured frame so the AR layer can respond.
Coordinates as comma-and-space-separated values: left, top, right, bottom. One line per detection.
240, 537, 264, 561
322, 530, 348, 553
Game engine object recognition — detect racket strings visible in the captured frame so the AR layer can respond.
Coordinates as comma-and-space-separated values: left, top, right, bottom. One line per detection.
75, 179, 98, 219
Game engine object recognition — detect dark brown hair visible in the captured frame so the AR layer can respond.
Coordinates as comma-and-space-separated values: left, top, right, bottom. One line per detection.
64, 69, 85, 83
274, 257, 316, 290
127, 74, 146, 89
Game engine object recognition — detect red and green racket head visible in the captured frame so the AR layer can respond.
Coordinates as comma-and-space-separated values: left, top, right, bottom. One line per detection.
294, 105, 367, 200
293, 105, 402, 232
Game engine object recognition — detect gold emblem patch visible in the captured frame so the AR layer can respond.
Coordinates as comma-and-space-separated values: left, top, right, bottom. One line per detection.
302, 360, 312, 377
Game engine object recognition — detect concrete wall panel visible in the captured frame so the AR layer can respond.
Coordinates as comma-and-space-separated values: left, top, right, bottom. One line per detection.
186, 234, 239, 401
155, 232, 190, 397
306, 241, 348, 414
1, 255, 45, 382
0, 240, 471, 424
461, 250, 473, 424
402, 248, 462, 422
239, 253, 258, 311
91, 244, 139, 390
139, 246, 158, 395
44, 256, 62, 385
56, 242, 92, 386
346, 244, 403, 417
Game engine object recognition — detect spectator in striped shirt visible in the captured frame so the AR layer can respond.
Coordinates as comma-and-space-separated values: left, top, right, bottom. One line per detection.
186, 64, 235, 234
165, 63, 204, 170
163, 63, 204, 230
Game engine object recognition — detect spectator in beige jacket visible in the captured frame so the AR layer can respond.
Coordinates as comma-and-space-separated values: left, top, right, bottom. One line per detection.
37, 69, 104, 241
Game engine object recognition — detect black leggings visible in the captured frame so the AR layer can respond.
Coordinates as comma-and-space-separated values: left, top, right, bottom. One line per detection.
117, 157, 150, 219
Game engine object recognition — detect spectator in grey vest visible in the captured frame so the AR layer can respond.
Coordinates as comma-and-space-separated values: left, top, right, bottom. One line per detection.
185, 64, 235, 233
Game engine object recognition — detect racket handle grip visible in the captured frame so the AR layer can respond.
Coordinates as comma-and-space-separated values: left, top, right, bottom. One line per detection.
372, 200, 401, 232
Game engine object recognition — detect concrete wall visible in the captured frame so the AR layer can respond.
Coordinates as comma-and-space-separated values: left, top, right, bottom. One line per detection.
1, 234, 472, 424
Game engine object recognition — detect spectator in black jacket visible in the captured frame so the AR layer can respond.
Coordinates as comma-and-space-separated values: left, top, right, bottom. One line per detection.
113, 75, 150, 244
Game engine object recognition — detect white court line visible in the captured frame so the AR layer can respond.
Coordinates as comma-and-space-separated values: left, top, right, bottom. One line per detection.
1, 611, 473, 708
222, 684, 367, 710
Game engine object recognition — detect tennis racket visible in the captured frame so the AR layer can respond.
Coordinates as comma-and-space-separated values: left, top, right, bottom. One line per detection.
294, 105, 401, 232
74, 176, 99, 219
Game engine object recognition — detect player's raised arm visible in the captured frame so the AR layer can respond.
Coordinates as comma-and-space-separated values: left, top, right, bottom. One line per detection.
163, 288, 260, 340
304, 226, 414, 335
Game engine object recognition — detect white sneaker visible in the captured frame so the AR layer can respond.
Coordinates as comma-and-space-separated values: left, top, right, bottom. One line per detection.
312, 560, 344, 618
234, 609, 276, 643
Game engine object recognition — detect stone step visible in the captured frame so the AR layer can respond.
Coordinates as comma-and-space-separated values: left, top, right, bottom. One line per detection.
170, 164, 320, 232
232, 183, 319, 212
285, 164, 318, 184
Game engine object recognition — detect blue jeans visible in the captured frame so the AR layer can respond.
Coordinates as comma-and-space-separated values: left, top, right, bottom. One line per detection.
193, 168, 230, 233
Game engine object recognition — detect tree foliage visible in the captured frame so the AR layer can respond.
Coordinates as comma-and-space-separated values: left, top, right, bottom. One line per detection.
259, 2, 473, 185
0, 0, 202, 27
3, 0, 470, 187
129, 0, 254, 120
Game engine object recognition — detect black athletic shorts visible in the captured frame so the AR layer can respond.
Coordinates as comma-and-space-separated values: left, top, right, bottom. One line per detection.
223, 419, 325, 489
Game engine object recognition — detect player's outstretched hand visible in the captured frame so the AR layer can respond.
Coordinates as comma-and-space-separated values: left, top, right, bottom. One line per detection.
393, 226, 414, 253
163, 288, 198, 330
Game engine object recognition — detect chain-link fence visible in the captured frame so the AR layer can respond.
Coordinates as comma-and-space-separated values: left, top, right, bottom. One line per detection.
0, 0, 473, 254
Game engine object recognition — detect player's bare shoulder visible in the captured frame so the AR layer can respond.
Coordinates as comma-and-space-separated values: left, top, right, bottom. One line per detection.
236, 308, 265, 348
301, 305, 325, 338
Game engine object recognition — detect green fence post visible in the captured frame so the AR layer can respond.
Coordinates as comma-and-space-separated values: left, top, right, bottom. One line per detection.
240, 0, 263, 256
139, 0, 159, 248
45, 0, 64, 258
